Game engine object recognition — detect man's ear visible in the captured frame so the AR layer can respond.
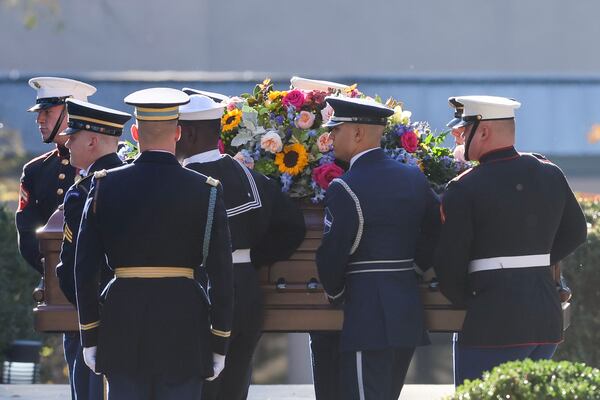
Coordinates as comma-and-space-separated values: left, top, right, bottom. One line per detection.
88, 134, 98, 149
175, 124, 182, 142
131, 124, 139, 142
354, 125, 363, 142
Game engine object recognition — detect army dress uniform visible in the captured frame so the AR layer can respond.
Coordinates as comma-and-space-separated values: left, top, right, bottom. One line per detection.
55, 99, 130, 400
74, 89, 234, 400
178, 93, 306, 400
314, 97, 441, 400
16, 77, 97, 273
433, 96, 588, 385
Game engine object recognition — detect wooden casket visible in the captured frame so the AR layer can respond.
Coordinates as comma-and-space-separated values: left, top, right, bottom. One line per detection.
33, 205, 570, 333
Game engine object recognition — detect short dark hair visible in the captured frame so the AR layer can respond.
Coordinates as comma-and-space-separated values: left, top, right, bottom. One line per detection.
178, 119, 221, 137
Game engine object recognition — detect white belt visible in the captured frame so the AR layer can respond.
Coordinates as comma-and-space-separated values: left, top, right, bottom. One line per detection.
468, 254, 550, 274
232, 249, 251, 264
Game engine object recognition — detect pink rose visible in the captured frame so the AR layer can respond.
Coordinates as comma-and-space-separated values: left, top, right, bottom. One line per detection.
295, 111, 316, 129
218, 138, 225, 154
282, 89, 305, 109
227, 96, 244, 111
233, 151, 255, 169
260, 131, 283, 153
317, 132, 333, 153
453, 144, 466, 163
320, 104, 334, 122
312, 163, 344, 190
305, 90, 327, 105
401, 131, 419, 153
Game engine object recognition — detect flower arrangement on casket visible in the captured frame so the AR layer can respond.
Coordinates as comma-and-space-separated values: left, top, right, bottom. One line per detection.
220, 77, 471, 202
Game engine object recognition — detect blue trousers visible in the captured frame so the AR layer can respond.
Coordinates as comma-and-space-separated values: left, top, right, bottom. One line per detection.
64, 332, 104, 400
310, 332, 342, 400
340, 347, 414, 400
310, 332, 414, 400
107, 373, 203, 400
453, 335, 557, 387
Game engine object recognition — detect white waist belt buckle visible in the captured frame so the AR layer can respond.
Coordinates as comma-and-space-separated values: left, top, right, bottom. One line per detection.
232, 248, 251, 264
468, 254, 550, 273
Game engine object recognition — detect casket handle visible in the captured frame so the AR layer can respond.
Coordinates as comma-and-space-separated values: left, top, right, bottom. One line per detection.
428, 278, 440, 292
276, 278, 287, 291
306, 277, 320, 291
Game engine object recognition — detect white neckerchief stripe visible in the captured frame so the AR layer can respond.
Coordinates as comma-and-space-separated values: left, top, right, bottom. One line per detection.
226, 156, 262, 217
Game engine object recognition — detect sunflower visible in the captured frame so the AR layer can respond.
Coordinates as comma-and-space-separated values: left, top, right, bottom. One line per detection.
268, 90, 287, 102
274, 143, 309, 176
221, 109, 242, 132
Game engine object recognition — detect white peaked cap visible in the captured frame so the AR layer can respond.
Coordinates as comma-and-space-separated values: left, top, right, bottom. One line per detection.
179, 94, 227, 121
454, 95, 521, 126
29, 77, 96, 101
290, 76, 349, 92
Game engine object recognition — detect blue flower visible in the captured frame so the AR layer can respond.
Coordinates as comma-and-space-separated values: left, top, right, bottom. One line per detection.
319, 151, 335, 166
280, 173, 293, 193
307, 129, 318, 137
275, 115, 285, 125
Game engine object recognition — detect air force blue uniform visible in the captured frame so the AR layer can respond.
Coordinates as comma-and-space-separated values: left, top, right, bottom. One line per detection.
314, 148, 440, 400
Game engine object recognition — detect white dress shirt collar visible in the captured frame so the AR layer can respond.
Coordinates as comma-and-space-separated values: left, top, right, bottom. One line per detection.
183, 149, 222, 166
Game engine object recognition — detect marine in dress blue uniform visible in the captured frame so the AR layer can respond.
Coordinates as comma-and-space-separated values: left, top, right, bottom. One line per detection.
16, 77, 96, 274
176, 92, 306, 400
433, 96, 588, 386
56, 99, 130, 400
74, 88, 234, 400
313, 96, 441, 400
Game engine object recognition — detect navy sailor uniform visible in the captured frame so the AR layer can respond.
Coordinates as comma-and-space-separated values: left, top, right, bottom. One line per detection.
185, 151, 305, 400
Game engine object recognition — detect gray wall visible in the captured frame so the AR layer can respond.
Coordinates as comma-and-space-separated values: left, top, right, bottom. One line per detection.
2, 0, 600, 74
2, 76, 600, 157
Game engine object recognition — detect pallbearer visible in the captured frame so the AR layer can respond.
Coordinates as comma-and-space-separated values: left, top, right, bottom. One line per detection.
176, 89, 305, 400
434, 96, 587, 385
75, 88, 234, 400
57, 99, 130, 400
315, 96, 440, 400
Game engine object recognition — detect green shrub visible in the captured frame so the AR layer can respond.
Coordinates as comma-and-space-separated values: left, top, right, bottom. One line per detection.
556, 197, 600, 368
0, 204, 41, 364
449, 359, 600, 400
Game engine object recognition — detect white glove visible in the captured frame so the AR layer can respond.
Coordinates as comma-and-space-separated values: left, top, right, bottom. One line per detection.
206, 353, 226, 381
83, 346, 100, 375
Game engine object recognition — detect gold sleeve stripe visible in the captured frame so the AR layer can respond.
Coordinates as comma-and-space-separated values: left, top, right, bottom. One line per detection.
80, 321, 100, 330
64, 233, 72, 243
211, 328, 231, 338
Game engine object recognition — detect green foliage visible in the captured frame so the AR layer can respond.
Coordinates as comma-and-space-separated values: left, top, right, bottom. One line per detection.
449, 359, 600, 400
0, 204, 41, 364
555, 197, 600, 368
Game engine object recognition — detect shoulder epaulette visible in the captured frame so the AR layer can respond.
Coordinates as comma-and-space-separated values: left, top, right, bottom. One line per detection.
450, 167, 474, 183
23, 149, 57, 170
93, 169, 108, 179
206, 176, 220, 187
530, 152, 553, 163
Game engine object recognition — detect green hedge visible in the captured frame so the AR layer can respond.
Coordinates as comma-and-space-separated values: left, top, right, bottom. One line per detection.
449, 359, 600, 400
0, 204, 40, 364
555, 197, 600, 367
